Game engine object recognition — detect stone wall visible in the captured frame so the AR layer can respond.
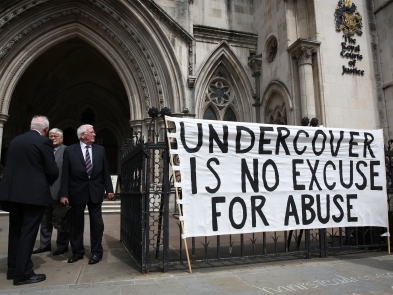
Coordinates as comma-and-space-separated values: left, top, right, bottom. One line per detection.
193, 0, 254, 32
253, 0, 297, 124
374, 0, 393, 139
148, 0, 390, 133
314, 0, 382, 130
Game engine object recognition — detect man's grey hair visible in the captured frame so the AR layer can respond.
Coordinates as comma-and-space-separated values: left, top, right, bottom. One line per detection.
30, 116, 49, 131
49, 128, 63, 137
77, 124, 93, 139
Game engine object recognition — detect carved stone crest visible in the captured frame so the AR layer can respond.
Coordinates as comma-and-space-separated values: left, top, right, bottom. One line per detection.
334, 0, 362, 36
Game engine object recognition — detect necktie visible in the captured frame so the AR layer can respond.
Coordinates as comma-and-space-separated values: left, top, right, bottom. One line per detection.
85, 146, 92, 177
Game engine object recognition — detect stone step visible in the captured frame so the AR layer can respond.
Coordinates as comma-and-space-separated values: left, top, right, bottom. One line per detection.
100, 200, 121, 214
0, 200, 121, 215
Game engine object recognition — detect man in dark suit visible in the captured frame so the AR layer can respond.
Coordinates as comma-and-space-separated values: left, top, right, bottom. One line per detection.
0, 116, 58, 285
33, 128, 69, 255
60, 124, 114, 264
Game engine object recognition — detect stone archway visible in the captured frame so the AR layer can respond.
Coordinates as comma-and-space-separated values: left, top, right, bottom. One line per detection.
1, 38, 130, 172
261, 80, 294, 125
0, 0, 186, 166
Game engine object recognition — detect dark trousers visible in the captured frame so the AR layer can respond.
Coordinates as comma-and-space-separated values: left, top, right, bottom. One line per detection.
7, 202, 46, 283
70, 201, 103, 257
39, 201, 69, 250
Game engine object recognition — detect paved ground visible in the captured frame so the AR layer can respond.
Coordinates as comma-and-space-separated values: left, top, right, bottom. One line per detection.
0, 214, 393, 295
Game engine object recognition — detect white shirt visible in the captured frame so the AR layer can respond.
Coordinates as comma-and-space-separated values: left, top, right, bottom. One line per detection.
80, 141, 93, 165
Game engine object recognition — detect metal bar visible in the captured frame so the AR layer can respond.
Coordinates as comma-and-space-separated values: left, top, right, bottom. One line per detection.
155, 198, 164, 260
240, 234, 244, 257
217, 235, 220, 260
287, 230, 293, 249
163, 146, 170, 272
319, 229, 325, 258
305, 229, 310, 259
297, 230, 304, 249
144, 149, 150, 273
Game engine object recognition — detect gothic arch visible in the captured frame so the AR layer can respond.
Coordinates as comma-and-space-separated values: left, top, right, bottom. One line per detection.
194, 41, 254, 122
261, 80, 294, 125
0, 0, 185, 120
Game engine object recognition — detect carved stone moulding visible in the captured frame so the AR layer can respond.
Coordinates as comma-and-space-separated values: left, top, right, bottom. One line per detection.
137, 0, 195, 78
0, 0, 51, 29
193, 25, 258, 49
0, 5, 156, 116
0, 113, 10, 123
248, 54, 262, 76
287, 38, 320, 66
188, 76, 196, 88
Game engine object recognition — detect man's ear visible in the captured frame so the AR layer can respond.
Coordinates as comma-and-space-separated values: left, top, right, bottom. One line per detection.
43, 127, 49, 136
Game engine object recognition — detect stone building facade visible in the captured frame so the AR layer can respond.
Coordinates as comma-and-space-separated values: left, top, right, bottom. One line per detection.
0, 0, 392, 173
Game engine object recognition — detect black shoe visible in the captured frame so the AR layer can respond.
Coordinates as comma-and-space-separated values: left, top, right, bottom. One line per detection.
32, 246, 51, 254
67, 254, 83, 263
14, 274, 46, 285
88, 255, 102, 265
53, 248, 68, 256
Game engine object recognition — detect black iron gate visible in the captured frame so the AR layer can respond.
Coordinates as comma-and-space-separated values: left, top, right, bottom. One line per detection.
120, 129, 171, 273
120, 118, 392, 273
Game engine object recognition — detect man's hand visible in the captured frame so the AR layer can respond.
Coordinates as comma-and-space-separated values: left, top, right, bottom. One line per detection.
60, 197, 69, 205
107, 193, 115, 200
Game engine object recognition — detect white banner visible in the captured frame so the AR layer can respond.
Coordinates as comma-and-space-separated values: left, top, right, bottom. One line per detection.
165, 116, 388, 238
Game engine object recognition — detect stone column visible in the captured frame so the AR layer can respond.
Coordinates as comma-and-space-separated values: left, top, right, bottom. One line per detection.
288, 39, 320, 120
144, 117, 156, 143
248, 54, 262, 123
129, 119, 143, 133
0, 114, 9, 161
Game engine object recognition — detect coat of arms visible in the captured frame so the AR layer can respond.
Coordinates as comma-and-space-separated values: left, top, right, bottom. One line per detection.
335, 0, 362, 35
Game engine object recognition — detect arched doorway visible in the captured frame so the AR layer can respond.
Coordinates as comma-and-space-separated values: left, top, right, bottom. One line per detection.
63, 127, 78, 147
0, 0, 187, 171
96, 129, 118, 174
1, 38, 130, 173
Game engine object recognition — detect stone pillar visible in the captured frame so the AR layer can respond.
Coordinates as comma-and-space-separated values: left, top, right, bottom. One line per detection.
288, 39, 320, 120
144, 117, 156, 143
156, 117, 166, 142
0, 114, 9, 162
248, 54, 262, 123
129, 119, 143, 133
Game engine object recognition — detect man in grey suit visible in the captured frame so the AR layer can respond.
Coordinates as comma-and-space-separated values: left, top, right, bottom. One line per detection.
33, 128, 69, 256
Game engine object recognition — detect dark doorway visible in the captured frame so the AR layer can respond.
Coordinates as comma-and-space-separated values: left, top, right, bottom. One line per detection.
96, 129, 118, 174
2, 38, 131, 173
63, 127, 79, 146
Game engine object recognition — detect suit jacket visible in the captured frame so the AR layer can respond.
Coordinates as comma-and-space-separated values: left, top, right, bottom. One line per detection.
50, 144, 66, 200
60, 143, 113, 204
0, 130, 59, 206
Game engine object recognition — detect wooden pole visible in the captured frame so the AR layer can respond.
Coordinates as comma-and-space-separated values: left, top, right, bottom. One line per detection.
164, 118, 192, 273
